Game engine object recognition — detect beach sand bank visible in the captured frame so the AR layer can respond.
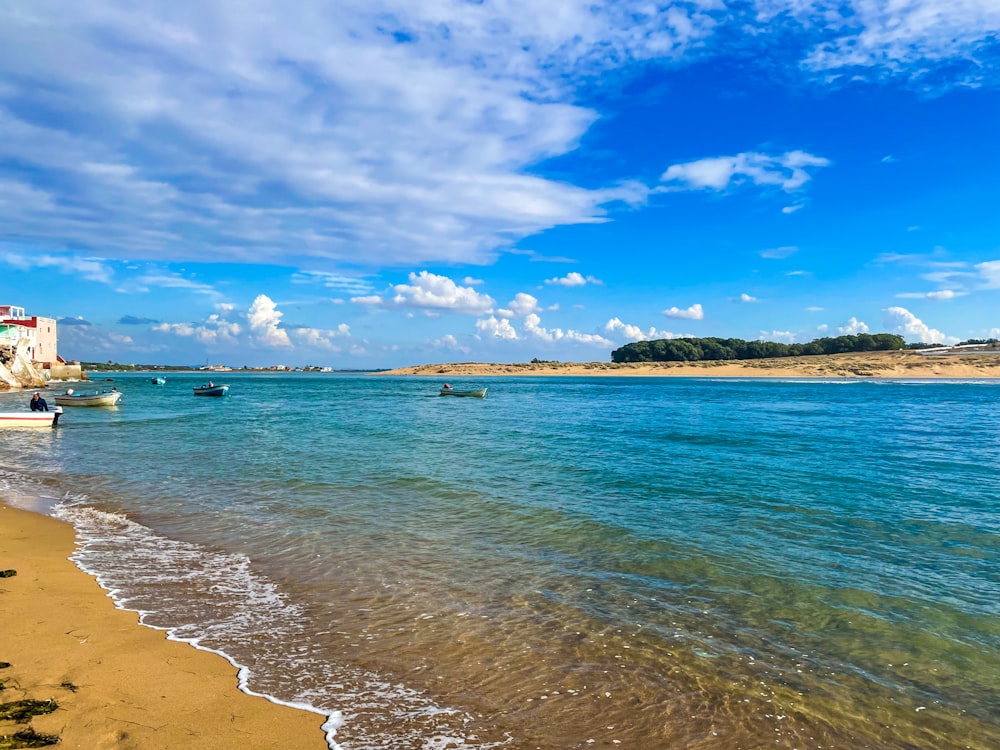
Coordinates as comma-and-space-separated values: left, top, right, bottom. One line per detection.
0, 503, 329, 750
381, 350, 1000, 379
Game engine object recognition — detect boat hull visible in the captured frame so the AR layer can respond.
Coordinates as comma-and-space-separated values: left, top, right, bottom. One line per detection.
439, 387, 488, 398
54, 392, 122, 407
194, 385, 229, 397
0, 407, 62, 427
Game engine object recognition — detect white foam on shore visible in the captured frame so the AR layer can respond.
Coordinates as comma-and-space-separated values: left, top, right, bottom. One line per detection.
50, 501, 345, 750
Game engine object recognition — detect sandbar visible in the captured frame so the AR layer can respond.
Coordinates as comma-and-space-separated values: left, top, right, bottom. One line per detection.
380, 350, 1000, 379
0, 502, 329, 750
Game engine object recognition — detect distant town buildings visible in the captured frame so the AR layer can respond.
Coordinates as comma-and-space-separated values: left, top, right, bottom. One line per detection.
0, 304, 58, 364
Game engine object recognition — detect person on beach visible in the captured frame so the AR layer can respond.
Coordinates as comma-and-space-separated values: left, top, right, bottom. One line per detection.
29, 392, 49, 411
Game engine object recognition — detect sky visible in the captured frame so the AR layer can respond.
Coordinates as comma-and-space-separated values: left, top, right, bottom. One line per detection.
1, 0, 999, 369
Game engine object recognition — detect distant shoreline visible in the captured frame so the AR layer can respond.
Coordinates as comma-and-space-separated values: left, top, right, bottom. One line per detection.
378, 350, 1000, 379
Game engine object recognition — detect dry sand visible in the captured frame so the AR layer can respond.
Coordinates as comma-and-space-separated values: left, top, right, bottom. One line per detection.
0, 503, 330, 750
380, 350, 1000, 379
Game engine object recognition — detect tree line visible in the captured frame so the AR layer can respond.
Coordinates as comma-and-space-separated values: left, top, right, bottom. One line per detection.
610, 333, 907, 363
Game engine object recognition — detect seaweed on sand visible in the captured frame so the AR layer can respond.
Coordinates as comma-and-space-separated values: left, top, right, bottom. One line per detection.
0, 571, 16, 578
0, 700, 57, 723
0, 727, 60, 748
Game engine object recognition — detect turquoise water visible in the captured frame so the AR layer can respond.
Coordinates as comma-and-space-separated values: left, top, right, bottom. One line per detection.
1, 373, 998, 749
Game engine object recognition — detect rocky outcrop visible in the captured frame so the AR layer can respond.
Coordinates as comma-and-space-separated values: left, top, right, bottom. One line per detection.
0, 340, 48, 389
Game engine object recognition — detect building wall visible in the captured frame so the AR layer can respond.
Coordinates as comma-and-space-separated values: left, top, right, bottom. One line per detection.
32, 316, 58, 364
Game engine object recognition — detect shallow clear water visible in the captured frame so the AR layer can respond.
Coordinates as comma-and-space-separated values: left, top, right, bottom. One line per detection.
2, 373, 998, 749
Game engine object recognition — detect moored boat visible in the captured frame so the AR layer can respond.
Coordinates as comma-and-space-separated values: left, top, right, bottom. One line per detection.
0, 407, 63, 427
194, 383, 229, 397
439, 386, 488, 398
54, 389, 122, 407
151, 376, 166, 385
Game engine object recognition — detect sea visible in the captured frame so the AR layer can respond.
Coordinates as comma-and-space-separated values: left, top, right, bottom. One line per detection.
1, 373, 998, 750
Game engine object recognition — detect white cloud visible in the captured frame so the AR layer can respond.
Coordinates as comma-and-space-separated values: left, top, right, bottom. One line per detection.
153, 315, 242, 345
287, 323, 351, 349
293, 271, 375, 296
781, 204, 805, 214
783, 0, 1000, 86
499, 292, 541, 318
523, 313, 611, 346
351, 295, 384, 306
604, 317, 677, 341
806, 306, 824, 312
247, 294, 292, 348
463, 277, 485, 286
760, 245, 798, 259
544, 271, 603, 286
739, 293, 758, 303
883, 306, 958, 344
391, 272, 494, 314
433, 334, 470, 353
1, 250, 114, 283
475, 316, 518, 340
760, 330, 796, 343
661, 151, 830, 193
838, 317, 869, 335
975, 260, 1000, 288
662, 303, 704, 320
895, 289, 965, 300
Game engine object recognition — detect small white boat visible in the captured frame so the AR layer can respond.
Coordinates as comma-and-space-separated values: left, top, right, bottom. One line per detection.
194, 383, 229, 397
439, 386, 488, 398
54, 389, 123, 407
151, 376, 166, 385
0, 407, 63, 428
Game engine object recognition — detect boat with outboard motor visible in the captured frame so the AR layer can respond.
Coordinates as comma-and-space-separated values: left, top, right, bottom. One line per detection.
0, 406, 63, 427
194, 383, 229, 397
54, 388, 122, 407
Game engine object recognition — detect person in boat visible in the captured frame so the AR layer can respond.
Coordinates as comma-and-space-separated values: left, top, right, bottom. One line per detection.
208, 381, 214, 387
29, 392, 49, 412
442, 383, 452, 390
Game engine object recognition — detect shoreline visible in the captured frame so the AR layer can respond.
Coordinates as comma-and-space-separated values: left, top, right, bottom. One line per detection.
378, 350, 1000, 379
0, 502, 332, 750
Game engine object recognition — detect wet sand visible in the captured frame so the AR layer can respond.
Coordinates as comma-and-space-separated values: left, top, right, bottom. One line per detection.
381, 350, 1000, 378
0, 502, 330, 750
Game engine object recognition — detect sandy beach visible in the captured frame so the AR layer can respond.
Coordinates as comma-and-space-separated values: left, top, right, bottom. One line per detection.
0, 503, 329, 750
380, 349, 1000, 379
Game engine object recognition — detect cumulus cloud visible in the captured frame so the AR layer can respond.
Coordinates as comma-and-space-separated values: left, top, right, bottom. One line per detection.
661, 151, 830, 193
475, 316, 518, 340
662, 303, 704, 320
499, 292, 540, 318
247, 294, 292, 348
522, 313, 612, 345
544, 272, 602, 286
433, 334, 470, 353
391, 272, 494, 315
838, 317, 869, 335
883, 306, 957, 344
154, 314, 242, 345
738, 293, 758, 303
604, 318, 678, 341
760, 330, 796, 343
286, 323, 351, 349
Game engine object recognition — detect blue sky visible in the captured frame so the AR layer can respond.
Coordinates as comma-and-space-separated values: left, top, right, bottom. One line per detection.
1, 0, 999, 368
